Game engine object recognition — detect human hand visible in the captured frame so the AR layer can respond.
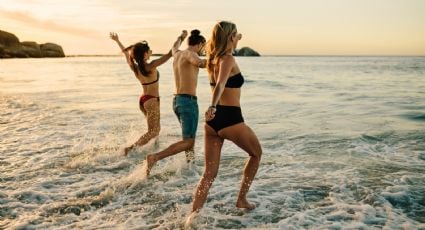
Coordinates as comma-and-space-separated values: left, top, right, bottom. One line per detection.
180, 30, 188, 40
236, 33, 242, 40
205, 106, 216, 121
109, 32, 119, 41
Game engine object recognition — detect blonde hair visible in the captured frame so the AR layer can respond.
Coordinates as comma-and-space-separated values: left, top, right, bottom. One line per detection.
206, 21, 237, 75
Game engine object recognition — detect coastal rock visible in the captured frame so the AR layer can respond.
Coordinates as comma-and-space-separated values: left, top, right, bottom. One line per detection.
0, 45, 28, 58
40, 43, 65, 57
0, 30, 20, 46
21, 41, 42, 58
235, 47, 260, 57
0, 30, 65, 58
0, 30, 21, 58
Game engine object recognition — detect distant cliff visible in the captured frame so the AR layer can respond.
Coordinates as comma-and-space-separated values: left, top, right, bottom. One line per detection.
234, 47, 260, 57
0, 30, 65, 58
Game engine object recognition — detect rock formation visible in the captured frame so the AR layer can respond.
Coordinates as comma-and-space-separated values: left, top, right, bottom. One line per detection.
235, 47, 260, 57
0, 30, 65, 58
40, 43, 65, 58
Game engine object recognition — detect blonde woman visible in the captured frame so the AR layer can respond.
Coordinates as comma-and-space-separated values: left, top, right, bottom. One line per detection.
110, 31, 186, 156
190, 21, 262, 213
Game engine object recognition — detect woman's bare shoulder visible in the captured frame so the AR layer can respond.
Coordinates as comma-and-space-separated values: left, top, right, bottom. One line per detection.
219, 54, 235, 64
144, 63, 157, 72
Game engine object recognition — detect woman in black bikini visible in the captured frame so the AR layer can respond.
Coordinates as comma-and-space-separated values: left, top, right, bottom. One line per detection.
110, 31, 187, 156
190, 21, 262, 214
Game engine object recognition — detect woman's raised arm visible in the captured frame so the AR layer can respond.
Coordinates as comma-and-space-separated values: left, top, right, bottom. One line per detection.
109, 32, 133, 68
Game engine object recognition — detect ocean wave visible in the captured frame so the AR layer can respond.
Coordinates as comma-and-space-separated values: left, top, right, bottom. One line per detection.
402, 113, 425, 122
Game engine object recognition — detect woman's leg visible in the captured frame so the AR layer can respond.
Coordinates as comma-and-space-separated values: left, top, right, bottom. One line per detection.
124, 99, 160, 155
191, 124, 223, 213
139, 103, 147, 116
219, 123, 262, 209
135, 98, 161, 145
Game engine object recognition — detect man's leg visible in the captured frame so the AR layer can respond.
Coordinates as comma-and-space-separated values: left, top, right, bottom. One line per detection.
146, 96, 198, 175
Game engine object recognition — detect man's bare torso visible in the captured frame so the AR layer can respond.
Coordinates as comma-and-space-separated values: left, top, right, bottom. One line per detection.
173, 50, 200, 96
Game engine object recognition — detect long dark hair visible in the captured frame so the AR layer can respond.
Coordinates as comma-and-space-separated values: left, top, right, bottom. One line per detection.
125, 41, 151, 76
188, 29, 206, 46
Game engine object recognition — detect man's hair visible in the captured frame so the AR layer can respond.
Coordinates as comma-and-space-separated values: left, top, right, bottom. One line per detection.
188, 29, 206, 46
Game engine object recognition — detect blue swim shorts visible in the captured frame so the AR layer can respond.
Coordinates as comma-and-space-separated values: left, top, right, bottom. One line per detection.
173, 94, 199, 139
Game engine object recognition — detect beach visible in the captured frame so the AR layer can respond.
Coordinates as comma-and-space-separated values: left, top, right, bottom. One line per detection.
1, 56, 425, 229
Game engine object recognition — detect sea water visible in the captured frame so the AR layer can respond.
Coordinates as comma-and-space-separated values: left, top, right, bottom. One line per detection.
1, 56, 424, 229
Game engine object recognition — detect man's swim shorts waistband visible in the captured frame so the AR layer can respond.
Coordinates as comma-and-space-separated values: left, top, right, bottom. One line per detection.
175, 94, 197, 100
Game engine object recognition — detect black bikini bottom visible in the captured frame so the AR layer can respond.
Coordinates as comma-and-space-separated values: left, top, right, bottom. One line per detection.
206, 105, 244, 133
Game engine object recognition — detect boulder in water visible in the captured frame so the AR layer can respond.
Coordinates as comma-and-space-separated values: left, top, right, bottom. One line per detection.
40, 43, 65, 57
21, 41, 42, 58
235, 47, 260, 56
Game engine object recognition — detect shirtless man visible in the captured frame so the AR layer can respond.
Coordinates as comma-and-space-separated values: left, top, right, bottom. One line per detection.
146, 29, 206, 175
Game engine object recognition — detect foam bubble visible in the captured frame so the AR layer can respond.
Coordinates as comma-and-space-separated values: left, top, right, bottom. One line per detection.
114, 161, 148, 191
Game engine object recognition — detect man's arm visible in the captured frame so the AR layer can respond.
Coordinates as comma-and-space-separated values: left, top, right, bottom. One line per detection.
188, 52, 206, 68
150, 30, 188, 68
171, 30, 188, 56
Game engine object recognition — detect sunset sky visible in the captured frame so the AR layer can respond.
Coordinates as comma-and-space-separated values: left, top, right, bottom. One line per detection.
1, 0, 424, 56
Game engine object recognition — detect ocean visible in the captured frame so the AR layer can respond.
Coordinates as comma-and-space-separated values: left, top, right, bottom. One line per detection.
1, 56, 424, 229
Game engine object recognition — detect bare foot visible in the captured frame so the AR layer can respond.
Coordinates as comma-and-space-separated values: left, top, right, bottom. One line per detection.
146, 154, 156, 176
184, 211, 199, 230
236, 198, 256, 210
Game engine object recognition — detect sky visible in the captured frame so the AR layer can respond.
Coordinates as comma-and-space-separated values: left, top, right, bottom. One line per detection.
1, 0, 424, 56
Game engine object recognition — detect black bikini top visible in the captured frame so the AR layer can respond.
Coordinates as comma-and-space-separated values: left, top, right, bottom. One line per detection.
142, 71, 160, 86
210, 72, 244, 88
